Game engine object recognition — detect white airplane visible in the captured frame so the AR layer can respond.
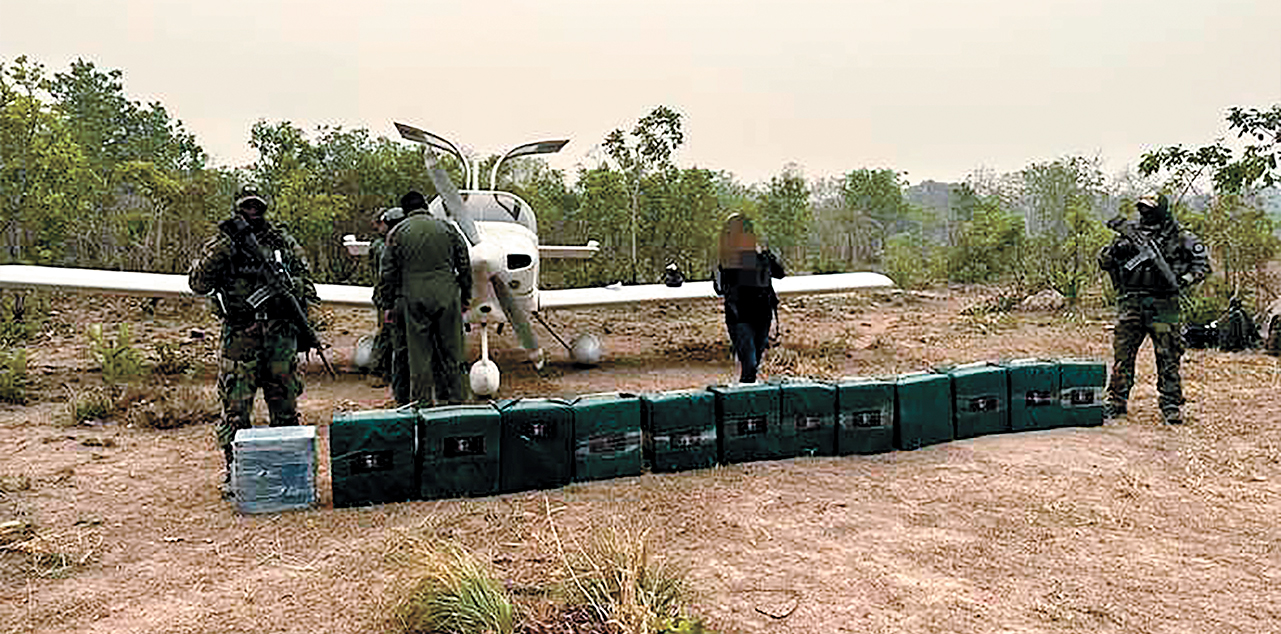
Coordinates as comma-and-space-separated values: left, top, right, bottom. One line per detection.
0, 123, 895, 396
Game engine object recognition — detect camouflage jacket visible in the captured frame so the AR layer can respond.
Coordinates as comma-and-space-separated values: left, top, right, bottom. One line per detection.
368, 237, 389, 310
1098, 220, 1211, 298
188, 219, 319, 325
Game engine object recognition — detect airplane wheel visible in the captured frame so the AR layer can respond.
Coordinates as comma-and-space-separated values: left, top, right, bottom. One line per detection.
570, 334, 603, 366
470, 359, 500, 397
352, 335, 375, 370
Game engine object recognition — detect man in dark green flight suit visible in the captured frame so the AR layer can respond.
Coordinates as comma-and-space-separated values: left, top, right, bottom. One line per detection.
189, 185, 318, 496
377, 191, 471, 405
1098, 193, 1211, 425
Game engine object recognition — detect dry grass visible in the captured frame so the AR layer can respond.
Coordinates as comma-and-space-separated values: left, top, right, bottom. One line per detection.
0, 473, 31, 495
0, 520, 103, 579
4, 289, 1280, 634
59, 382, 218, 429
547, 499, 697, 634
60, 384, 114, 425
376, 498, 712, 634
389, 534, 516, 634
120, 384, 220, 429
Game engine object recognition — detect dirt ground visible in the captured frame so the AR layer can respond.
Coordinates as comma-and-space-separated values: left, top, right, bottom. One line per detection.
1, 286, 1279, 634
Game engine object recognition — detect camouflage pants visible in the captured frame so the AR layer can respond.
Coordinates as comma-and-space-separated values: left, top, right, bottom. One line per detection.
370, 322, 394, 378
388, 304, 410, 405
215, 319, 303, 449
1106, 295, 1184, 415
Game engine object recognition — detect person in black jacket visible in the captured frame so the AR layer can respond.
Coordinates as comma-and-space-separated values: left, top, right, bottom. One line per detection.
714, 213, 784, 383
1217, 296, 1260, 352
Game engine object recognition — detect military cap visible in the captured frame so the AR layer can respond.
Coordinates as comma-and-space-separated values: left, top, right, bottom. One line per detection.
235, 185, 268, 210
380, 207, 406, 224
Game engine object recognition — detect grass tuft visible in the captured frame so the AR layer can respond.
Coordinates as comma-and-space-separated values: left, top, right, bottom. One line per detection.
120, 384, 219, 429
61, 382, 218, 428
548, 504, 693, 634
63, 384, 114, 425
395, 539, 516, 634
0, 347, 28, 404
149, 340, 197, 376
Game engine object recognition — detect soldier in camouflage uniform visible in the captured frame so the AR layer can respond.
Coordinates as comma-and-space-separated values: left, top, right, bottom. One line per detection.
189, 186, 319, 496
377, 190, 471, 405
368, 207, 405, 385
1098, 194, 1211, 425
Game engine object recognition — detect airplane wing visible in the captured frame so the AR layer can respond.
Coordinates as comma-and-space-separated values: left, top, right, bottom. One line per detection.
0, 265, 889, 312
538, 272, 893, 311
0, 265, 375, 308
538, 243, 599, 259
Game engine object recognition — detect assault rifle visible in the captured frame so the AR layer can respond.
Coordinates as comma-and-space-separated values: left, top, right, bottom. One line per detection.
1105, 216, 1182, 295
220, 216, 336, 377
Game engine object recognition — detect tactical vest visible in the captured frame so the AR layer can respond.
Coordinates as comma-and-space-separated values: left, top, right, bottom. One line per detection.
215, 226, 306, 323
1108, 221, 1205, 297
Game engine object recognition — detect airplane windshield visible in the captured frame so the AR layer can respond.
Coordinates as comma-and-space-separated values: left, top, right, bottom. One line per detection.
428, 191, 538, 234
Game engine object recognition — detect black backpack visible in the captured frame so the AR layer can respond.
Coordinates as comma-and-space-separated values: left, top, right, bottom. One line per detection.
1218, 305, 1260, 352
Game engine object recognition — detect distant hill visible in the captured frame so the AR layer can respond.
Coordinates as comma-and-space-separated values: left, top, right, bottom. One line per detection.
1261, 186, 1281, 224
903, 182, 1281, 239
904, 180, 959, 242
904, 180, 956, 213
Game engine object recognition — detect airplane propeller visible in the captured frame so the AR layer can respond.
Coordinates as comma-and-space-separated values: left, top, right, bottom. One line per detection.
395, 122, 546, 395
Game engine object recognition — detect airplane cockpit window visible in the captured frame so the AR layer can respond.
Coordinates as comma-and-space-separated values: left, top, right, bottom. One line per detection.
427, 191, 538, 234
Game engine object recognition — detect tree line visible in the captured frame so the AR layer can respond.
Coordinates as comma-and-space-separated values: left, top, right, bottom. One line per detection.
2, 56, 1278, 316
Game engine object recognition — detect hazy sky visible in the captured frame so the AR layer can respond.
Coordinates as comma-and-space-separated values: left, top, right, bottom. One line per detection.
4, 0, 1279, 186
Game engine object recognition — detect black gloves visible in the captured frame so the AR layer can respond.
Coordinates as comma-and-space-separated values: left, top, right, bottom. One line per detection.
219, 216, 253, 242
1110, 238, 1139, 260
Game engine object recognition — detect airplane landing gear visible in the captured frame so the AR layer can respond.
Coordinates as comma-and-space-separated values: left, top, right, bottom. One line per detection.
533, 313, 605, 367
469, 319, 501, 397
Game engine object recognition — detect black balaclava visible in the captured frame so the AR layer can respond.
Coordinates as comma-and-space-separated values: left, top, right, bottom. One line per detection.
237, 199, 267, 231
1138, 193, 1170, 228
234, 187, 269, 231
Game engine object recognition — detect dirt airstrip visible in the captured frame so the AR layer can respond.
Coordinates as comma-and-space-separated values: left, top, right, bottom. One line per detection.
1, 287, 1279, 633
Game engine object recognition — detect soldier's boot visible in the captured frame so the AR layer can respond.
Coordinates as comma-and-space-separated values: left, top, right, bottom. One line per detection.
1103, 401, 1127, 420
220, 446, 235, 500
1162, 408, 1184, 426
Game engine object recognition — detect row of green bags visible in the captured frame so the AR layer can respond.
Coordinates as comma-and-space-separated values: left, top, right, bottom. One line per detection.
330, 358, 1105, 508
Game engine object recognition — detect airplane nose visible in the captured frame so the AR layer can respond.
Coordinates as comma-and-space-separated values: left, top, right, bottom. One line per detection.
473, 241, 503, 276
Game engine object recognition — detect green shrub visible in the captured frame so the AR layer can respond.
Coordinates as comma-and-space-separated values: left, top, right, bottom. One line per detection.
0, 292, 49, 347
883, 233, 947, 289
1181, 275, 1233, 327
396, 542, 515, 634
0, 348, 29, 404
87, 323, 146, 383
